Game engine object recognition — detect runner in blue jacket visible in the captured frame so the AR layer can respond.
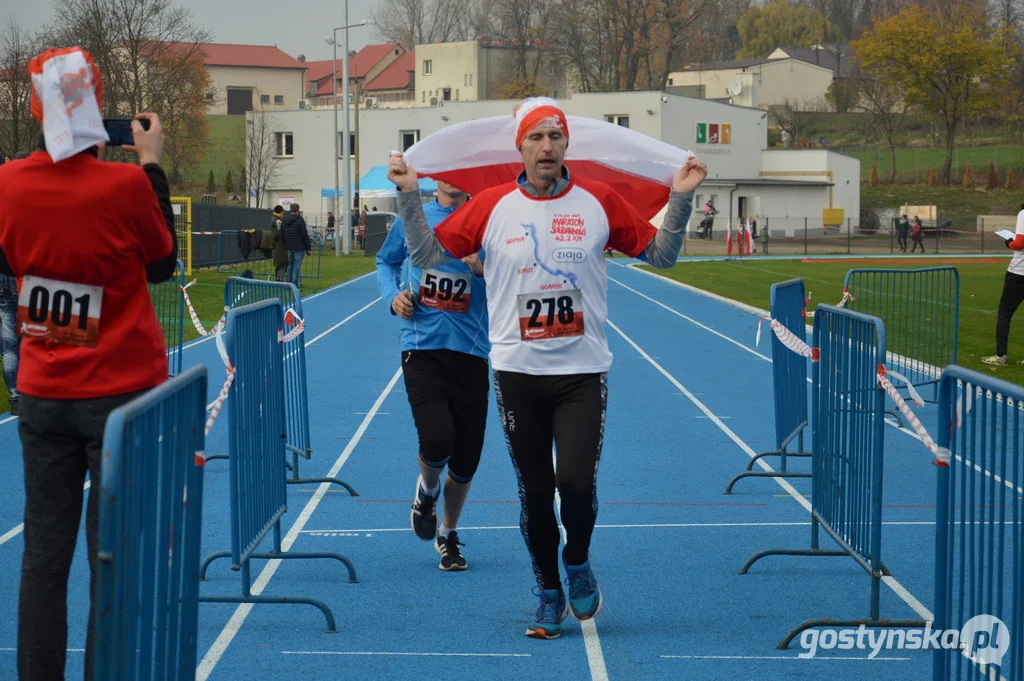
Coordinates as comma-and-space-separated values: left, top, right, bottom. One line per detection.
375, 180, 489, 570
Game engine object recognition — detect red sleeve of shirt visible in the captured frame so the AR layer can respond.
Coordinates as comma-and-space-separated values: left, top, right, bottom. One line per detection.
129, 167, 173, 263
1011, 234, 1024, 250
580, 179, 657, 258
433, 185, 509, 259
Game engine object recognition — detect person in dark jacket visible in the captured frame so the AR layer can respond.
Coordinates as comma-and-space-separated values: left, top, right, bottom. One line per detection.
281, 202, 311, 287
270, 206, 288, 281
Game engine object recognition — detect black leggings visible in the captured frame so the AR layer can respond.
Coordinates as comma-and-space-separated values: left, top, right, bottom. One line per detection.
402, 349, 489, 483
494, 370, 607, 590
997, 271, 1024, 356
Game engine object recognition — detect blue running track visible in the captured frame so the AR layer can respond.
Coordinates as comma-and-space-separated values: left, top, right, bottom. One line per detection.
0, 263, 950, 680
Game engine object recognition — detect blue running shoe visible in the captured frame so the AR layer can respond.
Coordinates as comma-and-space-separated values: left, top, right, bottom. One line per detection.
526, 587, 568, 639
565, 560, 602, 620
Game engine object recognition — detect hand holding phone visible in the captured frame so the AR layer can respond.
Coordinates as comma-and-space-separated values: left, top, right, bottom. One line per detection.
121, 113, 164, 167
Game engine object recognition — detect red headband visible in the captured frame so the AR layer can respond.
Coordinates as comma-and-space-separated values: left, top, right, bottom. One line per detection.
516, 105, 569, 149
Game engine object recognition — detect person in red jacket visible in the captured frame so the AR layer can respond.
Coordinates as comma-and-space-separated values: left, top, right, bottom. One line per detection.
0, 47, 177, 681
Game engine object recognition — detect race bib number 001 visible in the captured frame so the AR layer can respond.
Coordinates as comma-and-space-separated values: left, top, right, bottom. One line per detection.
16, 276, 103, 348
517, 289, 585, 341
419, 269, 471, 313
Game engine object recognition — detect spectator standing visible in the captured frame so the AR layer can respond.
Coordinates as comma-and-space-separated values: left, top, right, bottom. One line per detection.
897, 215, 910, 252
0, 47, 177, 680
983, 204, 1024, 366
281, 203, 311, 287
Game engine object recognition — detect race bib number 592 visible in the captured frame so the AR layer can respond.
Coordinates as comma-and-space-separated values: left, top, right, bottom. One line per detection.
16, 276, 103, 347
419, 269, 471, 313
517, 289, 585, 341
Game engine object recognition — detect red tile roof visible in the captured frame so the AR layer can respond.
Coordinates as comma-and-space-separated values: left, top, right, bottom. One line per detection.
150, 42, 305, 69
306, 43, 404, 96
364, 50, 415, 91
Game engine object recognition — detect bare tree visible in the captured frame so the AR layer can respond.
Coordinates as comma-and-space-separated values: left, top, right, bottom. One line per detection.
0, 19, 40, 158
241, 108, 280, 210
855, 76, 910, 182
372, 0, 477, 49
770, 99, 817, 142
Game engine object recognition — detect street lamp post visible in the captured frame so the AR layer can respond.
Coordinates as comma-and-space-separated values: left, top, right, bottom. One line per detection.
326, 13, 372, 256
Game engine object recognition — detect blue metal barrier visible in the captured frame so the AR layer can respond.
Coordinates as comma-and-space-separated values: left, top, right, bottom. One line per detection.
215, 277, 356, 494
843, 267, 959, 407
198, 298, 357, 631
93, 365, 208, 681
148, 259, 186, 375
726, 278, 811, 492
740, 304, 926, 648
934, 367, 1024, 680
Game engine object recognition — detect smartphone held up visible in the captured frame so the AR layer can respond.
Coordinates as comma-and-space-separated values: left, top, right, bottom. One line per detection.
102, 117, 151, 147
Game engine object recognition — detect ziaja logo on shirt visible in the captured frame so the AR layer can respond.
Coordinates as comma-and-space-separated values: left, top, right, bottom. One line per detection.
551, 214, 586, 242
552, 247, 587, 264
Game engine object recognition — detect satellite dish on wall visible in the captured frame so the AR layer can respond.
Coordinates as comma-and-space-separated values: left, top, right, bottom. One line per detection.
727, 81, 743, 96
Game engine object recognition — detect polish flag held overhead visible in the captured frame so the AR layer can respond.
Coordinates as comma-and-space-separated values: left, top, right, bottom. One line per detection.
402, 97, 698, 221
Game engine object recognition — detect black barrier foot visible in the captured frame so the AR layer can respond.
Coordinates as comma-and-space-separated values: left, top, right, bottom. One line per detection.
199, 550, 233, 580
250, 550, 359, 583
777, 618, 928, 650
738, 548, 848, 574
198, 594, 339, 633
205, 453, 229, 462
884, 409, 905, 428
287, 476, 359, 496
725, 470, 811, 494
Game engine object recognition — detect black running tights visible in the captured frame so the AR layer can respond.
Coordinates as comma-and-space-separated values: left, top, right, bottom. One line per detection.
494, 370, 607, 591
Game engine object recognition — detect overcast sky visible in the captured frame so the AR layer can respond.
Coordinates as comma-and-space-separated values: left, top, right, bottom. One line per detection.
8, 0, 382, 62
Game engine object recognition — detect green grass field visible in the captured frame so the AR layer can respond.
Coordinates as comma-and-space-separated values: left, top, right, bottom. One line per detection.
0, 253, 377, 415
638, 258, 1024, 386
844, 145, 1024, 182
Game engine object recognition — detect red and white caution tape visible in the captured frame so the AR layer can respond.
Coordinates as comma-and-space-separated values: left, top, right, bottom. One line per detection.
204, 325, 235, 437
877, 365, 950, 466
279, 308, 305, 343
955, 385, 975, 430
756, 316, 820, 362
885, 368, 925, 408
836, 286, 856, 308
181, 280, 227, 337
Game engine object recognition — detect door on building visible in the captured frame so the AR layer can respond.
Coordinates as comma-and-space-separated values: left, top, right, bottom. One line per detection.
227, 88, 254, 116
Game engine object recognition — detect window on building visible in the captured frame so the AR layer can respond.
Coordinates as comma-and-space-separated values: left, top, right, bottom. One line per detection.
469, 74, 473, 86
276, 132, 293, 157
423, 59, 432, 75
400, 130, 420, 152
260, 94, 270, 104
456, 89, 459, 100
464, 74, 468, 86
337, 132, 356, 157
605, 115, 629, 128
548, 59, 556, 75
668, 78, 674, 86
274, 95, 284, 104
205, 91, 214, 101
422, 91, 426, 103
443, 88, 451, 101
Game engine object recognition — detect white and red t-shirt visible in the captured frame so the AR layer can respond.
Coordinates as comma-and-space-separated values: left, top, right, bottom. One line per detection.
433, 176, 656, 375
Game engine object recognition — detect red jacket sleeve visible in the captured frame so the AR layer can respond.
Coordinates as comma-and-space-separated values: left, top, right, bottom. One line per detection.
433, 185, 507, 259
580, 179, 657, 258
130, 167, 174, 264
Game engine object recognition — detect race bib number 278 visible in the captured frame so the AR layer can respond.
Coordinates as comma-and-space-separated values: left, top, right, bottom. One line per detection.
517, 289, 585, 341
16, 276, 103, 347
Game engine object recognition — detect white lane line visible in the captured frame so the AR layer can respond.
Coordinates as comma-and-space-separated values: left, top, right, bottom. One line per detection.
606, 319, 933, 623
660, 655, 911, 661
195, 366, 403, 681
281, 651, 531, 657
0, 480, 91, 548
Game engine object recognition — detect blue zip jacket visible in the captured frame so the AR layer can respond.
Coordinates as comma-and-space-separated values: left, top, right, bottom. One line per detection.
375, 199, 489, 358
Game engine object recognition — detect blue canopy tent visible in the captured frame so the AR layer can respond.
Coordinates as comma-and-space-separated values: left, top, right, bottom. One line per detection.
320, 166, 437, 200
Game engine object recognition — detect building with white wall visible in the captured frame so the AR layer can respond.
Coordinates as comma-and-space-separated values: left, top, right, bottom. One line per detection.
667, 57, 834, 111
415, 39, 570, 105
187, 43, 307, 115
252, 91, 860, 234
